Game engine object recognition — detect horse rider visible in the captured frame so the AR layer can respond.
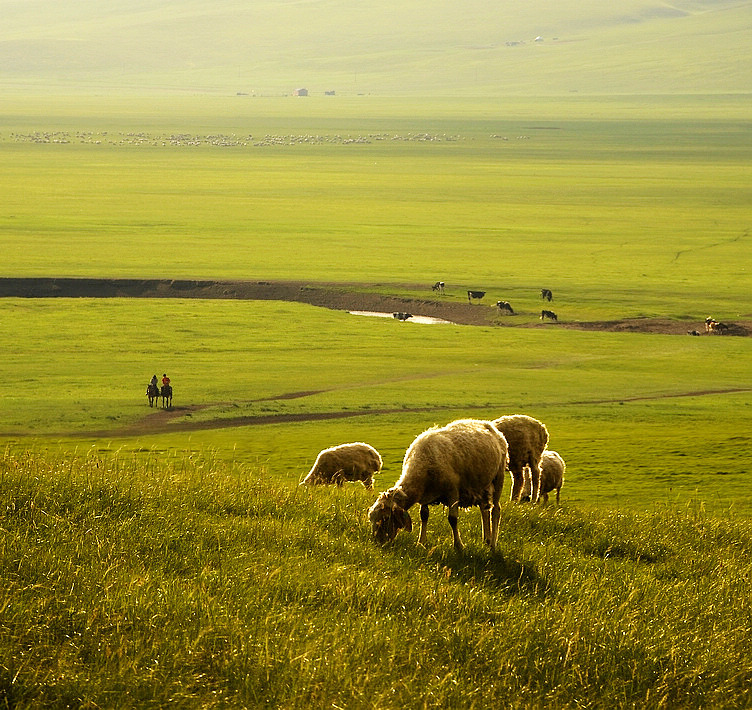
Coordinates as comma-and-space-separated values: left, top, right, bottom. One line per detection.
150, 374, 159, 391
161, 373, 171, 389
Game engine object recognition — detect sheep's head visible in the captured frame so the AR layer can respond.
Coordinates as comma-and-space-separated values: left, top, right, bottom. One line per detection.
299, 471, 320, 486
368, 493, 412, 544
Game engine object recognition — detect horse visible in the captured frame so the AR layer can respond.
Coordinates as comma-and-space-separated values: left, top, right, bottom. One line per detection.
160, 384, 173, 408
146, 383, 159, 407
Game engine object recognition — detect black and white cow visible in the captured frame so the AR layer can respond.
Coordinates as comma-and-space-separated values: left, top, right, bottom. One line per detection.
496, 300, 514, 314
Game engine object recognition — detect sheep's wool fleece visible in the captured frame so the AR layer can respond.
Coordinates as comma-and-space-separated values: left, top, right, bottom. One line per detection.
492, 415, 548, 465
540, 450, 565, 489
397, 419, 508, 505
306, 442, 382, 480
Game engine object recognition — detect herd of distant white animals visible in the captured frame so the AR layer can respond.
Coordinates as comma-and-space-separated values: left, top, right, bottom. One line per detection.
301, 414, 563, 553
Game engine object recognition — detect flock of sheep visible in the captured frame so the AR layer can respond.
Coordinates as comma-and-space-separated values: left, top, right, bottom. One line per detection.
5, 130, 462, 149
301, 414, 565, 553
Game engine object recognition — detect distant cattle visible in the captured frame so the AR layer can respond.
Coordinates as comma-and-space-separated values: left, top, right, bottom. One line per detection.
496, 300, 514, 314
540, 310, 558, 321
432, 281, 445, 294
706, 317, 729, 334
541, 288, 553, 302
393, 312, 413, 321
467, 290, 486, 303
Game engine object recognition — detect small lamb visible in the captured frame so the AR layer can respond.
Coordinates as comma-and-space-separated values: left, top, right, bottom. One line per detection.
521, 450, 565, 504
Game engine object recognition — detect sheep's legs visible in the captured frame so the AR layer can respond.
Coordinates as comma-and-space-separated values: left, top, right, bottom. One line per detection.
418, 504, 430, 546
480, 505, 492, 547
510, 467, 525, 502
448, 503, 464, 552
528, 462, 542, 504
489, 502, 501, 550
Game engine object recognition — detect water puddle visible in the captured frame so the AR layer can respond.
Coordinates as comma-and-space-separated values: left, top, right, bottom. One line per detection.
349, 310, 455, 325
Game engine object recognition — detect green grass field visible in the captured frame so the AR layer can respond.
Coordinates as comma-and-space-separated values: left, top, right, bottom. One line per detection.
1, 93, 751, 514
2, 449, 751, 708
2, 95, 751, 316
1, 294, 751, 515
1, 93, 751, 706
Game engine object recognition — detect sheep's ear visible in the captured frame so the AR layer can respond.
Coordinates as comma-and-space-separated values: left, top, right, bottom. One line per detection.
400, 509, 413, 532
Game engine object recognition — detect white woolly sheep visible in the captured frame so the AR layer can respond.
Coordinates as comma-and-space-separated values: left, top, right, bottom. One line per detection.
368, 419, 508, 552
521, 450, 565, 504
301, 442, 382, 490
492, 414, 549, 504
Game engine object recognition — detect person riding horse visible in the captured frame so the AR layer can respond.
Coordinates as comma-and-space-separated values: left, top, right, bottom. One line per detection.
160, 373, 173, 407
146, 374, 160, 406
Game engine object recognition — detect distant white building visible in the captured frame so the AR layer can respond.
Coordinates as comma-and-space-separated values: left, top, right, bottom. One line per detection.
293, 88, 309, 96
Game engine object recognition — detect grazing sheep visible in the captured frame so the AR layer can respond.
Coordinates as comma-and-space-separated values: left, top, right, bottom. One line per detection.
492, 415, 549, 504
368, 419, 508, 552
521, 450, 565, 504
301, 442, 382, 490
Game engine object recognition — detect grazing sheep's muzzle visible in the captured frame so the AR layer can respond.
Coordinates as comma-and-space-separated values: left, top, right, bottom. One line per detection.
368, 496, 412, 544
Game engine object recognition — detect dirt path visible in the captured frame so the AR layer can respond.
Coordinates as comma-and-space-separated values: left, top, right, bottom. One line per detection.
79, 386, 752, 438
2, 276, 748, 334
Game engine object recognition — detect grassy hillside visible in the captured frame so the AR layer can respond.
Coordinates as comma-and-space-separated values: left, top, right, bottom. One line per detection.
1, 0, 751, 94
2, 449, 751, 708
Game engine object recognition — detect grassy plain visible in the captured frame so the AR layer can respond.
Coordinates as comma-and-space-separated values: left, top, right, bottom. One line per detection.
1, 94, 751, 515
1, 295, 751, 516
1, 94, 751, 706
2, 0, 751, 95
1, 94, 751, 318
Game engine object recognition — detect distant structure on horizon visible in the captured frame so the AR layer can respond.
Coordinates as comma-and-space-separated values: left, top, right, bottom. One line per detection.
293, 87, 308, 96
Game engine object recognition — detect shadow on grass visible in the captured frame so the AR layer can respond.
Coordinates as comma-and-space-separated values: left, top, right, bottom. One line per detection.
390, 537, 551, 598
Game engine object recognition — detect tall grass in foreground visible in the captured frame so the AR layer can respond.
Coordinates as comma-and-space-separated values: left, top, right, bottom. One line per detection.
1, 448, 751, 709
